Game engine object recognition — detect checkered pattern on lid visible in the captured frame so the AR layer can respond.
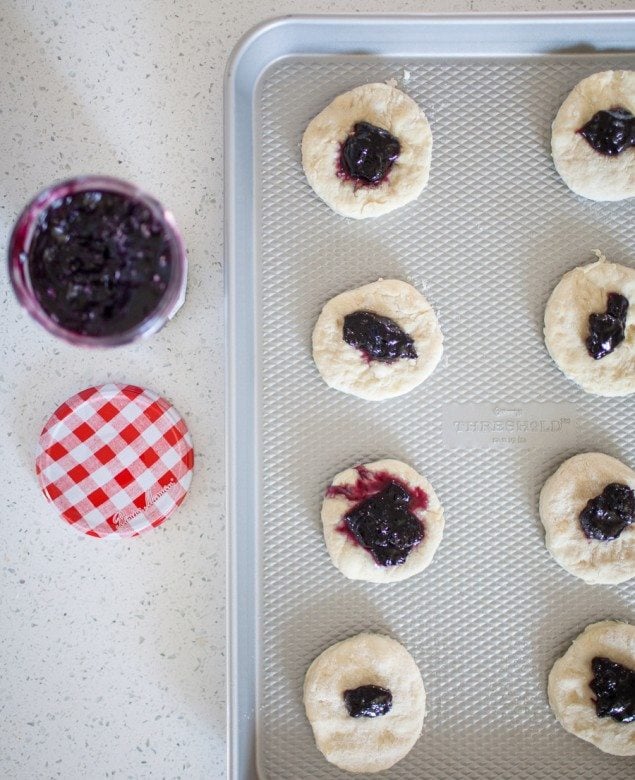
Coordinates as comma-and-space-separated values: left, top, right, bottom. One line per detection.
36, 383, 194, 538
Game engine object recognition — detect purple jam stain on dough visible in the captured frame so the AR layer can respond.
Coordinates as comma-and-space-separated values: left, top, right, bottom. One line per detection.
327, 466, 427, 567
28, 190, 173, 337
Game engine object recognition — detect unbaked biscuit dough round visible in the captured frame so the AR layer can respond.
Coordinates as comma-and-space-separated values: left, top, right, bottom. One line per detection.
551, 70, 635, 201
304, 632, 426, 773
539, 452, 635, 584
544, 254, 635, 396
548, 620, 635, 755
312, 278, 443, 401
322, 459, 444, 583
302, 82, 433, 218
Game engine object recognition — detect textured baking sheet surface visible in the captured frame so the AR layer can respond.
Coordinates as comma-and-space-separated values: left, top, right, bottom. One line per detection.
257, 55, 635, 779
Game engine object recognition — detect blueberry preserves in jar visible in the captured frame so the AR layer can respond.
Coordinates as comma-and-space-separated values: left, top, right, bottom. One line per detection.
27, 190, 173, 338
9, 177, 186, 346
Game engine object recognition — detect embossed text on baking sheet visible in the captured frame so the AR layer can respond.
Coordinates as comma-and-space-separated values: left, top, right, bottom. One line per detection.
443, 402, 579, 450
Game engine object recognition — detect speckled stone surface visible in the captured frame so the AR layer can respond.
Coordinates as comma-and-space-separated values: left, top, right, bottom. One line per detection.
0, 1, 628, 778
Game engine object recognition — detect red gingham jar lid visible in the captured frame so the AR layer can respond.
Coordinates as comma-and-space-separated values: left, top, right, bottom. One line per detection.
36, 383, 194, 538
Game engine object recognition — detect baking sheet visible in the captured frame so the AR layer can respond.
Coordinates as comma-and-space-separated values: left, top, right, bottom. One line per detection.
226, 15, 635, 780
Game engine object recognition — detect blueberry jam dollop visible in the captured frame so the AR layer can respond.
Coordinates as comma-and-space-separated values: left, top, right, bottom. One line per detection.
343, 310, 417, 363
578, 107, 635, 156
339, 121, 401, 185
327, 467, 427, 567
579, 483, 635, 541
343, 685, 393, 718
27, 190, 173, 337
586, 292, 629, 360
590, 656, 635, 723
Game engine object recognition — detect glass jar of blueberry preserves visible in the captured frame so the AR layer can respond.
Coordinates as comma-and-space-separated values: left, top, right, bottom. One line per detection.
8, 176, 187, 346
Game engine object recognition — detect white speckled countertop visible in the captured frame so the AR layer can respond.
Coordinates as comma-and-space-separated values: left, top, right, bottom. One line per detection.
0, 1, 628, 777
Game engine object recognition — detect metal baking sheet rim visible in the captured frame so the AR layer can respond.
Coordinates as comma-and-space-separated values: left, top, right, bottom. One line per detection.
224, 13, 635, 780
